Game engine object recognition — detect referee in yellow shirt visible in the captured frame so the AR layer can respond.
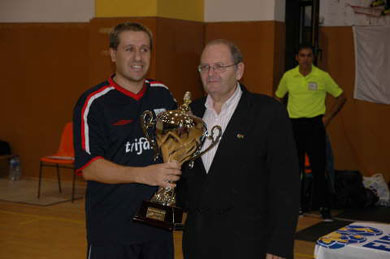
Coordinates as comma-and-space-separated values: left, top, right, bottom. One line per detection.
275, 43, 346, 222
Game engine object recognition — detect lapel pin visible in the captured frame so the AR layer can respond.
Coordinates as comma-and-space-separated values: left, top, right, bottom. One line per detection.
236, 133, 245, 139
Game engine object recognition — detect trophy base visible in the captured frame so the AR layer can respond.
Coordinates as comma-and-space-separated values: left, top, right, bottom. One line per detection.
133, 200, 184, 231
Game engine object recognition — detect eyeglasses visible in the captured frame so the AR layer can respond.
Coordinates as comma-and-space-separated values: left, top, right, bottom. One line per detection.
197, 63, 237, 73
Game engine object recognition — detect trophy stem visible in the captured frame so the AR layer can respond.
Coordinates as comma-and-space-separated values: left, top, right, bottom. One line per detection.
150, 186, 176, 206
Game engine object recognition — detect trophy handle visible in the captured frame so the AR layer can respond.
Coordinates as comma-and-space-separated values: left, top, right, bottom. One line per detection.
190, 125, 222, 161
140, 110, 159, 160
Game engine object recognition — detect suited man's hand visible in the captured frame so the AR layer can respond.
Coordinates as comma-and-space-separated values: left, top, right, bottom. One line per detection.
266, 253, 285, 259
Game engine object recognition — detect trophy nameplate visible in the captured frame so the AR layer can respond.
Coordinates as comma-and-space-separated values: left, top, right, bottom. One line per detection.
134, 201, 183, 231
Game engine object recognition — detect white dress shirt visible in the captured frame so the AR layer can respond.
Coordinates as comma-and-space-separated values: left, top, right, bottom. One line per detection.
201, 83, 242, 173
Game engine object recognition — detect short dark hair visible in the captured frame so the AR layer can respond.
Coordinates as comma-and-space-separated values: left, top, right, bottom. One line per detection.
205, 39, 243, 64
109, 22, 153, 50
296, 42, 314, 55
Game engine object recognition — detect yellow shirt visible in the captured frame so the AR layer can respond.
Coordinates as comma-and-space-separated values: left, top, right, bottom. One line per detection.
275, 65, 343, 118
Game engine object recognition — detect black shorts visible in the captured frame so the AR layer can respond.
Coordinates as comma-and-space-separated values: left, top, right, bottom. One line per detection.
87, 239, 174, 259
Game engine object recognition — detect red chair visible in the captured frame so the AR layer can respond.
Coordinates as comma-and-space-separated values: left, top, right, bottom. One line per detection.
37, 122, 77, 202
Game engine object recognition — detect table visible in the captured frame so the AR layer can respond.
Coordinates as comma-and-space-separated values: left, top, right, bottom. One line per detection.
315, 222, 390, 259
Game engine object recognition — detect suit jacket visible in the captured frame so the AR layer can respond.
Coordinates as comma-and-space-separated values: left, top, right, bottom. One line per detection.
177, 85, 300, 259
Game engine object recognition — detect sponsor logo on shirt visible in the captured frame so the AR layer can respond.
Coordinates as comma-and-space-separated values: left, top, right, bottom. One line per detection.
308, 82, 318, 90
125, 137, 151, 155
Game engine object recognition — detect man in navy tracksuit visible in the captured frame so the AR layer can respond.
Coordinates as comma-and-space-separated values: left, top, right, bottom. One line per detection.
73, 22, 181, 259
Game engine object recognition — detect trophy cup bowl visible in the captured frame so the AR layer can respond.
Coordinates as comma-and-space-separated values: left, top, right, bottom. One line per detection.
133, 92, 222, 231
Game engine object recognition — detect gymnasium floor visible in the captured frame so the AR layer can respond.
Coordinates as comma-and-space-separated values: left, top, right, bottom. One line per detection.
0, 197, 319, 259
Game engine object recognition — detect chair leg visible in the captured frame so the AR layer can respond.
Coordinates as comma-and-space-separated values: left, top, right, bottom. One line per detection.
71, 171, 76, 203
56, 164, 62, 193
37, 162, 43, 199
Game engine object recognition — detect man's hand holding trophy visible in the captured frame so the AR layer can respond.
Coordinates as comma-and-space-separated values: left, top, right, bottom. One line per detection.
133, 91, 222, 231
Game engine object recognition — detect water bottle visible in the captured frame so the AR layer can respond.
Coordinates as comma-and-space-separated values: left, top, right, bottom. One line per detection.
9, 156, 21, 181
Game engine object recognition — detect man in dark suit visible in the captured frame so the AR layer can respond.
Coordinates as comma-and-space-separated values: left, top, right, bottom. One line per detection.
177, 39, 300, 259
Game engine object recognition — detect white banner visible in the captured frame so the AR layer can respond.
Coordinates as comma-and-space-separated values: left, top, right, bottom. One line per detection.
353, 26, 390, 104
315, 222, 390, 259
321, 1, 390, 26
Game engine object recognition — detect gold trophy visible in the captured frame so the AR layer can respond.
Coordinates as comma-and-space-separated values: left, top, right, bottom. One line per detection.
133, 91, 222, 231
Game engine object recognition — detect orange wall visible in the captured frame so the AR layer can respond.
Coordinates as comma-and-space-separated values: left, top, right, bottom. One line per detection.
0, 18, 205, 179
205, 21, 285, 95
0, 23, 89, 180
0, 19, 293, 180
3, 20, 389, 183
155, 18, 205, 100
319, 27, 390, 181
3, 21, 389, 182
